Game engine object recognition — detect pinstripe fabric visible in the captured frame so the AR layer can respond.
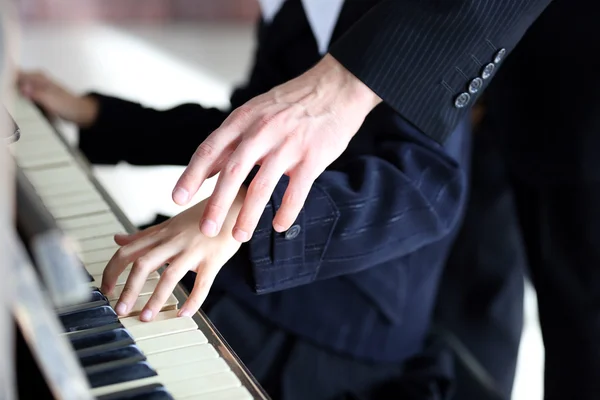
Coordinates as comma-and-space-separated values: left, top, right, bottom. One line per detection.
330, 0, 553, 144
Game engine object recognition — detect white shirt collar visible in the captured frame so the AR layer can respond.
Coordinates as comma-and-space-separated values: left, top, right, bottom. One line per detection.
258, 0, 344, 55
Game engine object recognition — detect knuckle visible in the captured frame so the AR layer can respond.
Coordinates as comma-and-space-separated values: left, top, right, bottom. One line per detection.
248, 177, 273, 198
119, 285, 134, 300
132, 256, 152, 272
224, 159, 243, 178
232, 104, 253, 122
193, 141, 216, 161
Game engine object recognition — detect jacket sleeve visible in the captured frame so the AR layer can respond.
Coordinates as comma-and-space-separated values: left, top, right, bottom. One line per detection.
244, 117, 466, 294
328, 0, 553, 144
78, 93, 229, 166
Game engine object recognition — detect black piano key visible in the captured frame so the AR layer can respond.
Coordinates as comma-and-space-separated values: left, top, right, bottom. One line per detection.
86, 360, 157, 388
71, 327, 133, 352
60, 305, 118, 332
67, 322, 123, 344
79, 343, 143, 368
96, 384, 174, 400
56, 298, 109, 316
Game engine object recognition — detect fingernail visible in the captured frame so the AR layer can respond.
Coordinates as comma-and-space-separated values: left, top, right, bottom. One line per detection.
115, 302, 128, 316
179, 308, 193, 317
233, 227, 249, 242
201, 219, 217, 236
273, 223, 285, 232
172, 187, 189, 204
140, 309, 153, 321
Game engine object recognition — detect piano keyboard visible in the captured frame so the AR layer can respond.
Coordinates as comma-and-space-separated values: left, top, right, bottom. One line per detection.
8, 97, 268, 400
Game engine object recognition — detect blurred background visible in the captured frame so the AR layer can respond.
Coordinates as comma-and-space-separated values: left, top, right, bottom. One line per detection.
11, 1, 544, 398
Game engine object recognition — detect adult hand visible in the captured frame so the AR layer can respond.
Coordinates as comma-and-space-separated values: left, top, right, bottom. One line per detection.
17, 70, 98, 127
172, 54, 381, 242
101, 187, 246, 321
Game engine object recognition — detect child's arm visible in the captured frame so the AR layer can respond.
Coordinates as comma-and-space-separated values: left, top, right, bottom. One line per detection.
18, 71, 229, 166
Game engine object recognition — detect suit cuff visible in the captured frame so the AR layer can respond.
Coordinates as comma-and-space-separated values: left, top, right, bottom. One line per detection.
244, 174, 340, 294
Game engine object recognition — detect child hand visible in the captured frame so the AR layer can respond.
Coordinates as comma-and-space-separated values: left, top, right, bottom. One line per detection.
101, 187, 247, 321
17, 70, 98, 127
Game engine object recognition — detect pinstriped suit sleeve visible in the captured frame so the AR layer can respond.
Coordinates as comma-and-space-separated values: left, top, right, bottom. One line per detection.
329, 0, 553, 144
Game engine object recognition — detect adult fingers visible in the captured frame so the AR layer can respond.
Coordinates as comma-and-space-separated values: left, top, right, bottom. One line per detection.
272, 162, 319, 232
232, 149, 291, 241
172, 106, 254, 206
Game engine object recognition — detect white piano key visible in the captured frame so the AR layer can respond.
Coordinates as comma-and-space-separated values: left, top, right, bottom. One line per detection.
35, 180, 97, 197
166, 372, 241, 399
48, 199, 111, 219
65, 221, 125, 241
57, 212, 120, 230
84, 260, 121, 276
106, 279, 158, 301
122, 313, 197, 341
156, 358, 230, 383
147, 344, 218, 370
43, 190, 104, 208
79, 247, 120, 264
109, 293, 178, 316
18, 152, 71, 169
25, 164, 89, 186
137, 330, 208, 355
90, 376, 162, 398
185, 386, 253, 400
89, 270, 159, 287
78, 235, 118, 253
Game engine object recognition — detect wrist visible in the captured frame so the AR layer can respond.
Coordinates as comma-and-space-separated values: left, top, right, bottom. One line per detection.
76, 95, 99, 128
319, 53, 382, 115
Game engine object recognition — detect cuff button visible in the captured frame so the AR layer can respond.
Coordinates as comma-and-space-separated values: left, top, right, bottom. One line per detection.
285, 225, 302, 240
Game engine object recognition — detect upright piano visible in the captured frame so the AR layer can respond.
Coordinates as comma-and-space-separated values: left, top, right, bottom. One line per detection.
5, 96, 270, 400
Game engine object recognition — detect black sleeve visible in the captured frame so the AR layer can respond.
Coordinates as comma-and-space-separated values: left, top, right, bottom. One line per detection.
329, 0, 553, 144
78, 93, 229, 166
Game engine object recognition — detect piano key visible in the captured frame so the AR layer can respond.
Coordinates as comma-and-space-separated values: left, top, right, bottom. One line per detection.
137, 330, 208, 355
47, 198, 111, 219
35, 180, 97, 197
79, 343, 145, 368
183, 386, 253, 400
89, 270, 160, 287
43, 190, 104, 208
25, 164, 89, 186
79, 247, 120, 264
164, 371, 242, 399
79, 235, 119, 253
66, 221, 125, 241
60, 304, 119, 332
122, 315, 197, 341
66, 322, 124, 342
109, 293, 178, 317
96, 383, 174, 400
91, 376, 163, 398
57, 212, 120, 230
17, 150, 71, 169
70, 327, 133, 352
86, 260, 125, 276
146, 344, 218, 369
156, 358, 230, 382
56, 299, 109, 316
107, 280, 158, 301
86, 359, 156, 389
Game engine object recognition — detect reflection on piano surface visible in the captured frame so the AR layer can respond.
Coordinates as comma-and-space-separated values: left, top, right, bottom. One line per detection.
8, 97, 270, 399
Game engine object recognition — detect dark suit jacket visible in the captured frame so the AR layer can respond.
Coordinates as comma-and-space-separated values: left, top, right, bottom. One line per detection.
78, 0, 550, 362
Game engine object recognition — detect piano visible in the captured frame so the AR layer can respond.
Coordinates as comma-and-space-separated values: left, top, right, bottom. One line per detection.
5, 96, 270, 400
